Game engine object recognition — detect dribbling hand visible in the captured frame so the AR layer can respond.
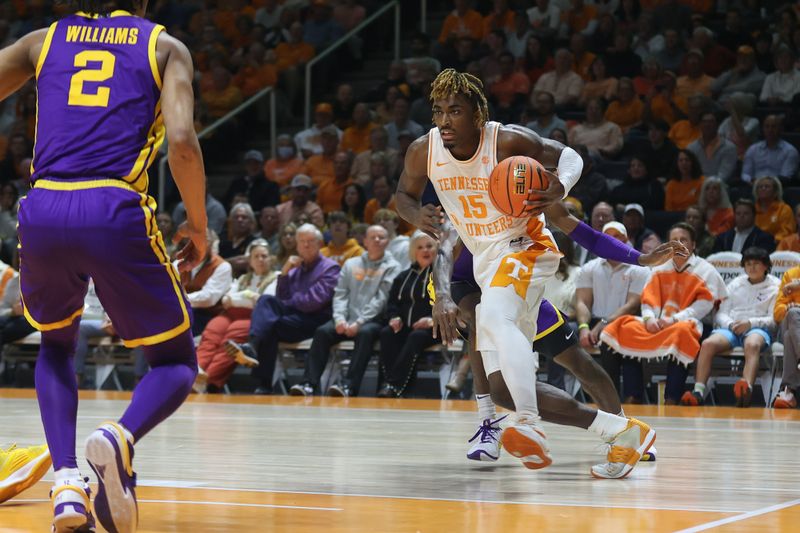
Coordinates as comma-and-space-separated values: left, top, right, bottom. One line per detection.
173, 222, 207, 273
522, 170, 565, 216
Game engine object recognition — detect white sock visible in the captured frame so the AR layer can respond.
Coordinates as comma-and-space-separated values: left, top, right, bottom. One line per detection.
694, 382, 706, 397
476, 394, 496, 421
588, 410, 629, 441
54, 467, 82, 485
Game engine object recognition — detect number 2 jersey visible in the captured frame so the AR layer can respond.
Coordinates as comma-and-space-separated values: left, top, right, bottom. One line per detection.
32, 10, 165, 193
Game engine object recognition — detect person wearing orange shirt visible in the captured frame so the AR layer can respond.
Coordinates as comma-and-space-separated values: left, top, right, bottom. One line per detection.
201, 66, 244, 119
753, 176, 797, 242
777, 205, 800, 252
316, 152, 353, 214
265, 135, 304, 189
321, 211, 364, 266
771, 265, 800, 408
668, 95, 704, 149
698, 177, 734, 236
644, 72, 688, 126
302, 126, 339, 187
564, 0, 599, 35
676, 49, 714, 100
488, 52, 531, 123
275, 21, 316, 72
570, 33, 596, 81
579, 57, 618, 106
605, 78, 643, 133
482, 0, 515, 38
234, 44, 278, 98
364, 175, 413, 236
665, 150, 705, 212
340, 103, 378, 155
438, 0, 483, 45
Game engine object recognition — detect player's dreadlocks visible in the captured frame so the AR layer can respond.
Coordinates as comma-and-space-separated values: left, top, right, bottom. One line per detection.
429, 68, 489, 128
65, 1, 141, 15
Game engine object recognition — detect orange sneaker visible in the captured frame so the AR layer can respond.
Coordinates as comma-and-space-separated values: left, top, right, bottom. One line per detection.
500, 419, 552, 470
680, 390, 704, 406
773, 387, 797, 409
734, 379, 752, 408
592, 418, 655, 479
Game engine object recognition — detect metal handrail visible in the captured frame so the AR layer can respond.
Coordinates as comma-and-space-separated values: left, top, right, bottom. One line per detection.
156, 86, 277, 208
304, 1, 401, 128
420, 0, 427, 33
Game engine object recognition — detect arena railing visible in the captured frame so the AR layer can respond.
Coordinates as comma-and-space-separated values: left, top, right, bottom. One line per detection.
304, 1, 401, 129
156, 86, 277, 208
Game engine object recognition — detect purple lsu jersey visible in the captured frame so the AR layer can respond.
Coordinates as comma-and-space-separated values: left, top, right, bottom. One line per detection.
32, 10, 165, 192
453, 248, 563, 340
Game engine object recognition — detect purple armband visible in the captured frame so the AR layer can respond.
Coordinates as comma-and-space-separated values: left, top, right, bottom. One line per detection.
568, 221, 642, 265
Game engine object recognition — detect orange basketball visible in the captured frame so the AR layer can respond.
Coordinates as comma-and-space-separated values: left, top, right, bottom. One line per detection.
488, 156, 549, 217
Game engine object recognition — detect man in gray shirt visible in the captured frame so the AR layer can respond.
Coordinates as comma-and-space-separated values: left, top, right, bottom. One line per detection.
687, 111, 737, 183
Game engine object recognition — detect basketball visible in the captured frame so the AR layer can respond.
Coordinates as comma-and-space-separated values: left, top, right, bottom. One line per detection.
487, 156, 549, 217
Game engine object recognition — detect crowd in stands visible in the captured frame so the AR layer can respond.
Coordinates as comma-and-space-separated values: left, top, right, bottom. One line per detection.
4, 1, 800, 407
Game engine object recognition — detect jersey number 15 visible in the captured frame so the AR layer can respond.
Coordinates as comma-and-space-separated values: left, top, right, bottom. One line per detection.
68, 50, 116, 108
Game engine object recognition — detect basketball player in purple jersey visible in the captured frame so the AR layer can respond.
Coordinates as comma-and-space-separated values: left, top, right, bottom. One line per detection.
0, 1, 206, 531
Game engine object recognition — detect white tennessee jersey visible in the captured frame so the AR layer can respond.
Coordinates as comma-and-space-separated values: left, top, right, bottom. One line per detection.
427, 121, 556, 258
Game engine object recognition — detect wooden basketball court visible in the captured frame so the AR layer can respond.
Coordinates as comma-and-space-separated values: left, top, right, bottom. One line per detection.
1, 389, 798, 532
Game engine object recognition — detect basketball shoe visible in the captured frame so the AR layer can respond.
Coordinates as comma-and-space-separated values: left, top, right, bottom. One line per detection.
500, 417, 552, 469
734, 379, 752, 407
51, 476, 96, 532
773, 386, 797, 409
0, 444, 51, 503
592, 418, 655, 479
85, 422, 137, 533
680, 390, 704, 406
466, 415, 506, 461
223, 340, 260, 368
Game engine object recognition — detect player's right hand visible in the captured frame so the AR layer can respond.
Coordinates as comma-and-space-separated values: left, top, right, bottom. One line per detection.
416, 204, 444, 239
638, 241, 688, 266
173, 222, 207, 273
432, 293, 465, 345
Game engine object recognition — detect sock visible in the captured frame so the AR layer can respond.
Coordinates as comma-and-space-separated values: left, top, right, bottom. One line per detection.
476, 394, 496, 421
35, 325, 80, 471
693, 382, 706, 397
54, 467, 81, 485
119, 332, 197, 442
588, 410, 630, 441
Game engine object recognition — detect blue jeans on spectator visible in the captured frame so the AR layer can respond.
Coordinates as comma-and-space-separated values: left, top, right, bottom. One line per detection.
72, 319, 109, 377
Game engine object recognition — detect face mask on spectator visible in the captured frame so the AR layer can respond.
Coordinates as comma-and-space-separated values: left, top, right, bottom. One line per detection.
277, 146, 294, 159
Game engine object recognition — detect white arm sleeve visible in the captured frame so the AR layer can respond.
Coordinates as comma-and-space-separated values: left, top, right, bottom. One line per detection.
556, 146, 583, 198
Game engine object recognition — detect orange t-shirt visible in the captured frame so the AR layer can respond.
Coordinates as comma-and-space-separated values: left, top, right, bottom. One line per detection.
707, 208, 734, 236
340, 123, 378, 155
364, 197, 414, 235
234, 65, 278, 97
302, 155, 335, 187
275, 42, 315, 71
438, 9, 484, 44
482, 10, 515, 37
574, 52, 597, 81
668, 120, 701, 149
756, 201, 797, 242
264, 157, 303, 188
676, 75, 714, 100
316, 178, 352, 214
490, 73, 531, 107
649, 93, 688, 125
201, 85, 243, 119
605, 98, 644, 132
778, 233, 800, 252
565, 5, 598, 33
664, 177, 705, 212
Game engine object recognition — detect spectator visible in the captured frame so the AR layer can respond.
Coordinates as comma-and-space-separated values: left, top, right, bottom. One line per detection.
506, 10, 532, 61
520, 35, 554, 86
604, 32, 642, 79
753, 176, 797, 242
668, 94, 704, 149
230, 225, 340, 395
601, 223, 727, 404
317, 151, 353, 215
277, 174, 325, 228
605, 77, 643, 133
566, 0, 599, 35
275, 20, 315, 72
685, 205, 715, 258
754, 32, 774, 75
275, 223, 297, 266
576, 221, 650, 400
180, 229, 233, 335
303, 0, 344, 51
156, 212, 177, 257
591, 13, 616, 53
645, 71, 686, 127
72, 280, 112, 388
219, 203, 257, 275
482, 0, 515, 37
533, 49, 584, 108
265, 134, 304, 189
364, 176, 396, 221
438, 0, 483, 47
488, 52, 530, 123
224, 150, 280, 213
665, 149, 705, 212
567, 144, 608, 215
634, 57, 662, 98
377, 232, 438, 398
570, 32, 596, 81
717, 9, 753, 52
196, 240, 279, 392
718, 93, 760, 160
777, 205, 800, 252
404, 33, 442, 86
302, 125, 339, 187
549, 127, 568, 145
741, 115, 800, 184
321, 211, 364, 266
526, 0, 560, 41
676, 49, 714, 100
350, 127, 399, 185
576, 201, 615, 265
297, 225, 401, 397
760, 45, 800, 105
681, 247, 779, 407
641, 120, 678, 180
340, 103, 378, 155
654, 29, 686, 74
374, 208, 411, 270
710, 46, 766, 100
478, 29, 507, 84
341, 183, 367, 225
525, 91, 566, 139
631, 12, 664, 60
172, 189, 227, 237
621, 203, 662, 253
689, 26, 736, 78
233, 43, 278, 99
610, 157, 665, 212
699, 177, 734, 236
254, 0, 282, 30
579, 56, 618, 106
201, 66, 243, 119
772, 263, 800, 408
568, 98, 623, 158
294, 103, 342, 159
384, 97, 424, 150
441, 36, 477, 73
686, 111, 737, 184
713, 199, 776, 254
256, 206, 280, 254
332, 83, 356, 130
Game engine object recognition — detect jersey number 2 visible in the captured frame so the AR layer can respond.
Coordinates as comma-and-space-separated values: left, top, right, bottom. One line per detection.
68, 51, 116, 108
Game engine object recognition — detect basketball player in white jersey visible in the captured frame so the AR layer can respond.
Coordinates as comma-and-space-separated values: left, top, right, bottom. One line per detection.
397, 69, 655, 474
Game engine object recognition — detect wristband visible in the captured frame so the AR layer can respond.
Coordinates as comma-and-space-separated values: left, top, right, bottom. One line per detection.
578, 323, 590, 330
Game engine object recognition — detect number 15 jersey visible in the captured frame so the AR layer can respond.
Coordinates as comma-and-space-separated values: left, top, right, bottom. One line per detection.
32, 10, 165, 193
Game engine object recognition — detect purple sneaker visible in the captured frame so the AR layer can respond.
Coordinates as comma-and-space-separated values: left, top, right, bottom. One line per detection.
51, 477, 96, 532
85, 422, 137, 533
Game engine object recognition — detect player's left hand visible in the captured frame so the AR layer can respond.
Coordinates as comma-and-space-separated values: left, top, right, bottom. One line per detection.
638, 241, 689, 266
522, 170, 565, 216
432, 294, 465, 345
174, 222, 207, 273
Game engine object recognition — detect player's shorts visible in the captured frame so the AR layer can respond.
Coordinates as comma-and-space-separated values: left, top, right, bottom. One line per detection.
17, 178, 193, 347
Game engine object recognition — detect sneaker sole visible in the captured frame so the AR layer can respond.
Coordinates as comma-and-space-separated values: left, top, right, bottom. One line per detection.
773, 398, 796, 409
0, 448, 52, 503
500, 426, 551, 470
85, 428, 137, 533
53, 509, 89, 532
591, 428, 656, 480
466, 449, 500, 462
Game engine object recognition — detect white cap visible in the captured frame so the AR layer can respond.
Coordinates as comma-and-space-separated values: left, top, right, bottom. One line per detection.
602, 221, 628, 238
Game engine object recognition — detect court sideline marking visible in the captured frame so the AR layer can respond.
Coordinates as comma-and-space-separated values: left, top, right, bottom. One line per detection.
10, 498, 342, 512
674, 498, 800, 532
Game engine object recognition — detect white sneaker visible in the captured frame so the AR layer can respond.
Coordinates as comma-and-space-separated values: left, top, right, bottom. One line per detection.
51, 476, 95, 532
592, 417, 655, 479
500, 417, 552, 470
466, 415, 506, 461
